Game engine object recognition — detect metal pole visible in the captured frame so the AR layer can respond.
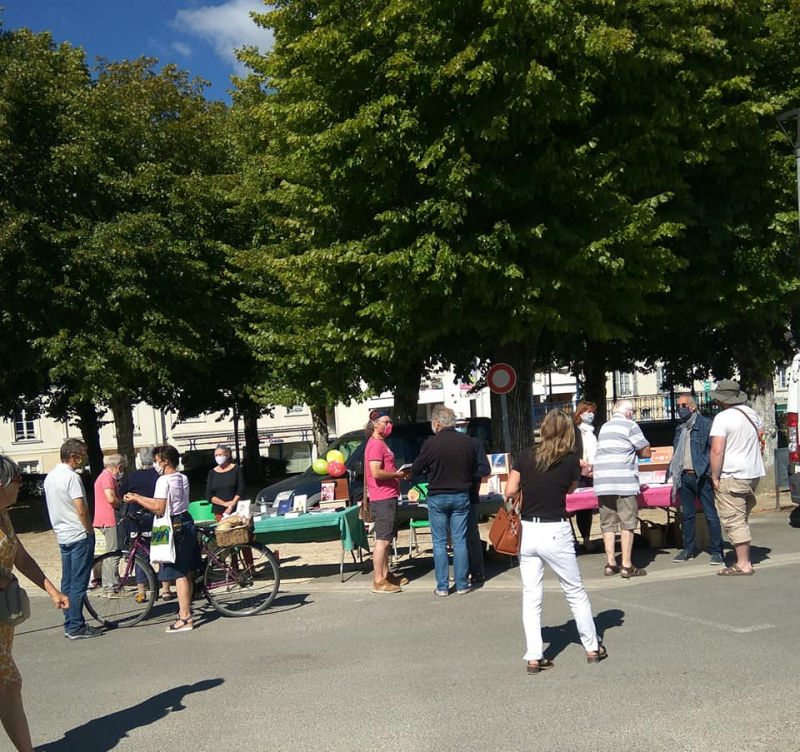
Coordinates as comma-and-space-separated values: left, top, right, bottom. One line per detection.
500, 393, 512, 455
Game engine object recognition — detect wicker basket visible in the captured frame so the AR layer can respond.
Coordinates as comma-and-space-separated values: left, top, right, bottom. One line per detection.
214, 524, 252, 547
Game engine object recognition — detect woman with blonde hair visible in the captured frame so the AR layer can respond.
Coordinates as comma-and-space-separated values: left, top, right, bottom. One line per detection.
505, 410, 607, 674
573, 400, 598, 551
0, 455, 69, 751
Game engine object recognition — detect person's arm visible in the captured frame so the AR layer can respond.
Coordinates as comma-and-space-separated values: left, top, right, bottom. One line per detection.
13, 541, 69, 610
125, 493, 167, 516
73, 497, 94, 537
636, 444, 651, 459
710, 436, 726, 491
505, 469, 521, 496
369, 460, 406, 480
104, 486, 121, 510
411, 440, 432, 477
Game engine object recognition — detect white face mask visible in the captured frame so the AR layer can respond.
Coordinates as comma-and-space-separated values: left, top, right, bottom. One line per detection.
582, 412, 595, 425
154, 461, 164, 476
215, 456, 228, 466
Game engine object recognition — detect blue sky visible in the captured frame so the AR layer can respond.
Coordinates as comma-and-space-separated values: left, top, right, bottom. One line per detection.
1, 1, 274, 101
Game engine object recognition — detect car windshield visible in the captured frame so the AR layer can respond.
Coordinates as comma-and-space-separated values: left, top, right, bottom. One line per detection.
301, 434, 364, 475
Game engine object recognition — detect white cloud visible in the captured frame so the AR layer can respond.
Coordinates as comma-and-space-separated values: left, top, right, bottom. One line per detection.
171, 41, 193, 57
172, 0, 273, 75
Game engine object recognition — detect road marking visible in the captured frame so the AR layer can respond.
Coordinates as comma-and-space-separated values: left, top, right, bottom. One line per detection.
591, 594, 776, 633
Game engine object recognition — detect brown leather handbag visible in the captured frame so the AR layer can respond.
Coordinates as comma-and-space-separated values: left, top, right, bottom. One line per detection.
488, 492, 522, 556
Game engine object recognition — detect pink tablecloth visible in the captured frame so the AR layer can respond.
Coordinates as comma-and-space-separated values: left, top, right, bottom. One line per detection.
566, 484, 675, 514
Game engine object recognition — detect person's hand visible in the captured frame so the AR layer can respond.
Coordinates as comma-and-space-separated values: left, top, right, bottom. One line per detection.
398, 470, 411, 481
225, 503, 236, 515
0, 574, 12, 591
50, 591, 69, 610
124, 493, 137, 504
712, 478, 721, 492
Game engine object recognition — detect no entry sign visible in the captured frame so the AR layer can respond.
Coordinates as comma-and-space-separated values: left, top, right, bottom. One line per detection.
487, 363, 517, 394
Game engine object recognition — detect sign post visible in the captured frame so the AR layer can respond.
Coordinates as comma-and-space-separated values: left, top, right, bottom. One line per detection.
487, 364, 518, 455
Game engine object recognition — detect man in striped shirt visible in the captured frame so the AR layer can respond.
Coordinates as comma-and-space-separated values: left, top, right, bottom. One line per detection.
593, 400, 651, 578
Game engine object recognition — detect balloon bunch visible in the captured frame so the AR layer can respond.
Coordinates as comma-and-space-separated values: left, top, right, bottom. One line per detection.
312, 449, 347, 477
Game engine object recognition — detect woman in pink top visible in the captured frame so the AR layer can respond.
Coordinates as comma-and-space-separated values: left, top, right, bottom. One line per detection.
364, 410, 410, 594
93, 454, 126, 594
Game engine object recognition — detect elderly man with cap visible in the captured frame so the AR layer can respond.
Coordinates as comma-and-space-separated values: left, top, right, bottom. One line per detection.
364, 409, 410, 594
709, 380, 766, 576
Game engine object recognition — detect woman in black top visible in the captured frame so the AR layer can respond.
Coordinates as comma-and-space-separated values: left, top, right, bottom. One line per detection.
205, 445, 245, 520
505, 410, 607, 674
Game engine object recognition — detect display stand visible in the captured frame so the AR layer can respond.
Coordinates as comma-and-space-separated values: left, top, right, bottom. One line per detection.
319, 478, 350, 510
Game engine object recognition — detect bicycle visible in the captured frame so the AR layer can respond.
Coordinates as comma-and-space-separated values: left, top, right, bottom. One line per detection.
84, 512, 280, 628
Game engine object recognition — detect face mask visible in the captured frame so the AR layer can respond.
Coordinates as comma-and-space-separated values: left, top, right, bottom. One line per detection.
215, 456, 228, 466
455, 427, 467, 433
582, 412, 595, 425
430, 422, 437, 435
154, 461, 164, 476
678, 406, 692, 422
380, 422, 393, 438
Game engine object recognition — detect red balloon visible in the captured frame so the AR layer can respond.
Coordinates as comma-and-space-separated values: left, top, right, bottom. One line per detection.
327, 460, 346, 477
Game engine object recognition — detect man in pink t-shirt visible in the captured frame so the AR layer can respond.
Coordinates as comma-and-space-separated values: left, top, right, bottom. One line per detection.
364, 410, 410, 594
93, 453, 126, 592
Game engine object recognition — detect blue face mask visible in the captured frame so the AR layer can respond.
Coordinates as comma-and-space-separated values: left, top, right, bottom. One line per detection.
455, 427, 467, 433
678, 406, 692, 422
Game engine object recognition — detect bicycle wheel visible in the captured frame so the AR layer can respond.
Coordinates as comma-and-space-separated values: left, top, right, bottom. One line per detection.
203, 542, 280, 617
84, 551, 157, 628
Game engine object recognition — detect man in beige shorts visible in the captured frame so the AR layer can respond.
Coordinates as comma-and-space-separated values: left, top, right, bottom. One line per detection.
709, 380, 766, 576
593, 400, 651, 578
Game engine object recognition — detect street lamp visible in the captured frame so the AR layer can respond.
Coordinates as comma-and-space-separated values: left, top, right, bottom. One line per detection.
777, 107, 800, 235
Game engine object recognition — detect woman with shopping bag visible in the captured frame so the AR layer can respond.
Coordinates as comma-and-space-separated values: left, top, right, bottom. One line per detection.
123, 445, 200, 633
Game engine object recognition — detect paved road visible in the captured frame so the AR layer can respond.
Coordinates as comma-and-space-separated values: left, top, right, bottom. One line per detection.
11, 508, 800, 752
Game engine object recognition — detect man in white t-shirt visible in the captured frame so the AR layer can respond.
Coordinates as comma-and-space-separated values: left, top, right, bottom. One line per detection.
44, 439, 103, 639
709, 380, 766, 576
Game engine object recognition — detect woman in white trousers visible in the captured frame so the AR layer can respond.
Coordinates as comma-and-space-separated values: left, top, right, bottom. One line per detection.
506, 410, 608, 674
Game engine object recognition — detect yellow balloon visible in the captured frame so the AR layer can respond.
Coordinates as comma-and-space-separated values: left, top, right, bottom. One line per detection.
326, 450, 345, 464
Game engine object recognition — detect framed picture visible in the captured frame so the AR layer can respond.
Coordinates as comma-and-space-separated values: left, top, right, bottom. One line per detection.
490, 453, 510, 475
320, 482, 335, 502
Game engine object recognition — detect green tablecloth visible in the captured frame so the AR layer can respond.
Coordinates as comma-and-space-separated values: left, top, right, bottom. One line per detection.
253, 505, 370, 553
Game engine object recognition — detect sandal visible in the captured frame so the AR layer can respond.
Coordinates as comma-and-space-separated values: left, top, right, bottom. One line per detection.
160, 591, 176, 601
135, 592, 148, 604
718, 564, 754, 576
603, 564, 620, 577
620, 565, 647, 579
587, 644, 608, 664
526, 658, 555, 675
165, 616, 193, 633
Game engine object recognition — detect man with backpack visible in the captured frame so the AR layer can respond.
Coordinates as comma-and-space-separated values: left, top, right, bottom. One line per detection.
709, 380, 766, 576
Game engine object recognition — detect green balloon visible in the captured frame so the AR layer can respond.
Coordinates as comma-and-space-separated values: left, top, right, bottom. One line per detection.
312, 458, 329, 475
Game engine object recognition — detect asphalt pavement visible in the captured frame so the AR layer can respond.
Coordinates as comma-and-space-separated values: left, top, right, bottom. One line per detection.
11, 506, 800, 752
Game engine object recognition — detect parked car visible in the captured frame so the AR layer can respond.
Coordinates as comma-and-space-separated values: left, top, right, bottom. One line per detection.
255, 418, 491, 508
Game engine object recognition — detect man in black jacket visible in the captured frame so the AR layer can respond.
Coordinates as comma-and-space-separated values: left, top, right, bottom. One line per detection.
412, 406, 477, 596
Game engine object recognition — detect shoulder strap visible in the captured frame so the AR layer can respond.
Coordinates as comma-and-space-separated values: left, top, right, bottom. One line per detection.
730, 406, 760, 438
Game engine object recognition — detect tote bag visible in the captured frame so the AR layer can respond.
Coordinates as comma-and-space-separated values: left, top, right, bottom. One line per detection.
149, 478, 176, 564
488, 492, 522, 556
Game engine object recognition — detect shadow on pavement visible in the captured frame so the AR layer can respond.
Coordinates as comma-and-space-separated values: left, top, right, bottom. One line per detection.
789, 506, 800, 528
541, 608, 625, 662
748, 545, 771, 564
36, 678, 224, 751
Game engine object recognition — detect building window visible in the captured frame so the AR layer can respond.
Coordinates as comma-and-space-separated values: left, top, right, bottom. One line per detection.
286, 405, 305, 415
13, 410, 37, 442
777, 366, 789, 390
619, 373, 632, 396
655, 365, 667, 393
18, 461, 40, 474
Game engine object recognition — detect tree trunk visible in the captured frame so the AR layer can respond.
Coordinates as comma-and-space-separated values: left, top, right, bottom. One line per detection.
583, 341, 609, 427
392, 359, 425, 425
109, 393, 136, 471
746, 374, 777, 495
239, 397, 262, 486
72, 399, 104, 507
310, 405, 330, 459
489, 340, 537, 463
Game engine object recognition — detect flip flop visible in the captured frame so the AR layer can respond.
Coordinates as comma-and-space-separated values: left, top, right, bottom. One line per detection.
718, 564, 754, 576
527, 658, 555, 675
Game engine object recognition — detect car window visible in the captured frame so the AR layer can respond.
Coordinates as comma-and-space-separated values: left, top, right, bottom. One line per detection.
329, 435, 365, 462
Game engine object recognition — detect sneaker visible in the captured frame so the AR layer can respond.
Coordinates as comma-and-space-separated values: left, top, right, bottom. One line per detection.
66, 625, 103, 640
372, 579, 402, 594
386, 572, 409, 586
709, 553, 725, 566
673, 550, 694, 563
434, 589, 449, 597
457, 587, 473, 595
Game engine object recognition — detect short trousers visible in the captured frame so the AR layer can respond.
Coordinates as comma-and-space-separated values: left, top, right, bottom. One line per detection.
370, 498, 398, 541
715, 477, 758, 545
598, 495, 639, 532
